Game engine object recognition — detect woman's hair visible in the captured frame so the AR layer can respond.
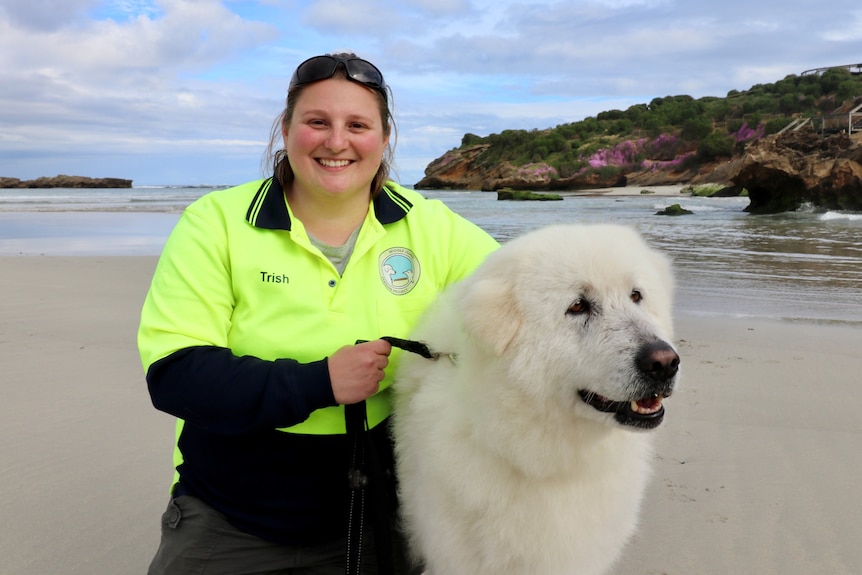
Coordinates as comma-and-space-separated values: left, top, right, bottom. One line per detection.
263, 53, 397, 198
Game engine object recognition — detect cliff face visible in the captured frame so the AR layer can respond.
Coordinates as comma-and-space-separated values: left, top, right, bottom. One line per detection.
415, 141, 722, 192
415, 145, 494, 190
0, 175, 133, 188
416, 145, 630, 191
730, 130, 862, 213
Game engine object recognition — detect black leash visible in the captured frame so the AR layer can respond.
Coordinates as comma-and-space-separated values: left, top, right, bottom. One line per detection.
378, 336, 456, 363
344, 400, 370, 575
344, 337, 448, 575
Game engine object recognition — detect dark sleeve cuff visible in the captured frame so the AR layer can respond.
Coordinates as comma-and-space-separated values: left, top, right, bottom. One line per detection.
147, 346, 339, 434
278, 357, 337, 416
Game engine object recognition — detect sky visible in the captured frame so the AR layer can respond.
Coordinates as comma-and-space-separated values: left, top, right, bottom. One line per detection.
1, 0, 861, 186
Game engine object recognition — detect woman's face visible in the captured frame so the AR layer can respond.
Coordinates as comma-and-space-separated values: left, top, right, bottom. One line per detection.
282, 77, 389, 202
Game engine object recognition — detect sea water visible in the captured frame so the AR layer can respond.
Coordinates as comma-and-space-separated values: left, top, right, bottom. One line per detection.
0, 187, 860, 324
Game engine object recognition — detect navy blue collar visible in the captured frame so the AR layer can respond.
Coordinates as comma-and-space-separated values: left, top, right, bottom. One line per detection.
245, 177, 412, 230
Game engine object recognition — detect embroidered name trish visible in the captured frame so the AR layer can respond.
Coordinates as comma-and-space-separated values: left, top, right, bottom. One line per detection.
260, 272, 289, 284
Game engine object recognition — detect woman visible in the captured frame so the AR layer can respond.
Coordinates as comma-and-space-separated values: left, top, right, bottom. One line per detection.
138, 53, 498, 575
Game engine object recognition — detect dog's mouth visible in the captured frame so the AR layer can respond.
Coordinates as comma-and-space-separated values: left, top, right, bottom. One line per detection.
577, 390, 668, 430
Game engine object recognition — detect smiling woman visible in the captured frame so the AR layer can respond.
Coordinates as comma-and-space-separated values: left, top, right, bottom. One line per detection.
137, 51, 499, 575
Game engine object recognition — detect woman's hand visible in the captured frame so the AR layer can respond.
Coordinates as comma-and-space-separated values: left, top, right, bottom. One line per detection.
328, 339, 392, 404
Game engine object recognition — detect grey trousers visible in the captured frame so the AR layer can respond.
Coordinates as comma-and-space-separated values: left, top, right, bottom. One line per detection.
147, 495, 414, 575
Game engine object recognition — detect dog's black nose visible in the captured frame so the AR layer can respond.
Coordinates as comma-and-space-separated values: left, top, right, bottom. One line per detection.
636, 340, 680, 383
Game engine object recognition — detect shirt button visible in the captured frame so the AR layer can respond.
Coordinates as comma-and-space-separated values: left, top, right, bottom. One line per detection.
328, 279, 337, 287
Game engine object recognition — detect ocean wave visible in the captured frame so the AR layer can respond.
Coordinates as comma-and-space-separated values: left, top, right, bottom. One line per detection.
820, 211, 862, 222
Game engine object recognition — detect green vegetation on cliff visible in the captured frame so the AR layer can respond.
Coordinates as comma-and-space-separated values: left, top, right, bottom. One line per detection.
450, 67, 862, 179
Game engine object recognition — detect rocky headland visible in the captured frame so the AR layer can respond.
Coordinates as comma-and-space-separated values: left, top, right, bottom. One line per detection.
730, 130, 862, 213
416, 129, 862, 214
415, 144, 630, 191
0, 175, 133, 188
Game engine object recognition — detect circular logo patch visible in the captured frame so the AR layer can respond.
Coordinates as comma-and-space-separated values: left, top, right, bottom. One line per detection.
379, 247, 420, 295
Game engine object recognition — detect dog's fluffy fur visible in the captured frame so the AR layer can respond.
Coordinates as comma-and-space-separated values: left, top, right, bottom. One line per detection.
392, 224, 680, 575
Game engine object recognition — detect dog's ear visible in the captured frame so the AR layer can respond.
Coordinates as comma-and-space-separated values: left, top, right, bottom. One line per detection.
458, 277, 521, 357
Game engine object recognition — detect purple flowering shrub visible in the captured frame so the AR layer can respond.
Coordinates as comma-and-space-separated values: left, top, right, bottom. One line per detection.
586, 139, 644, 169
516, 163, 559, 180
578, 134, 693, 173
643, 133, 684, 160
733, 122, 766, 142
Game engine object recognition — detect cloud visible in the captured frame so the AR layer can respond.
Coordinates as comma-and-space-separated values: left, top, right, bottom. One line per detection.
2, 0, 862, 185
0, 0, 277, 78
0, 0, 99, 30
379, 0, 851, 90
301, 0, 401, 35
821, 10, 862, 42
403, 0, 470, 14
0, 0, 283, 184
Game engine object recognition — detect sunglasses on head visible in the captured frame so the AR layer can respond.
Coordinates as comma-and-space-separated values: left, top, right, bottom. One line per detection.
289, 55, 388, 102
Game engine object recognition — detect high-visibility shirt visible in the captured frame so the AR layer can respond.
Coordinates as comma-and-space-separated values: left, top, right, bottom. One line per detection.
137, 177, 498, 544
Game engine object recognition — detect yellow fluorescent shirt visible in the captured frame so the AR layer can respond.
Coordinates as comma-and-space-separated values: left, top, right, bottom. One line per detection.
138, 178, 499, 435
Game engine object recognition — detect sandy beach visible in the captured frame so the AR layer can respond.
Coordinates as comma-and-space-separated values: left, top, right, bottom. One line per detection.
1, 255, 861, 574
559, 184, 691, 197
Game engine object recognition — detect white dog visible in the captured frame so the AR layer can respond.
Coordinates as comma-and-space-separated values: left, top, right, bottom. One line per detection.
392, 224, 680, 575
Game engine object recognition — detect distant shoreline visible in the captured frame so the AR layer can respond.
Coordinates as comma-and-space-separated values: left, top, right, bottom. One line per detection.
0, 175, 133, 189
560, 184, 689, 197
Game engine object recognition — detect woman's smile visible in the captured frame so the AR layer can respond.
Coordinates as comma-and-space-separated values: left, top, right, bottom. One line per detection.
317, 158, 352, 168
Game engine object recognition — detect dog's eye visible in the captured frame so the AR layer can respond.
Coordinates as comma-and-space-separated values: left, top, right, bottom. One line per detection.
567, 299, 590, 315
631, 290, 642, 304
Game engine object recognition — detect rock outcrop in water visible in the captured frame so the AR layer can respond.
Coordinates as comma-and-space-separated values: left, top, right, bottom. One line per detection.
0, 175, 133, 188
730, 129, 862, 214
